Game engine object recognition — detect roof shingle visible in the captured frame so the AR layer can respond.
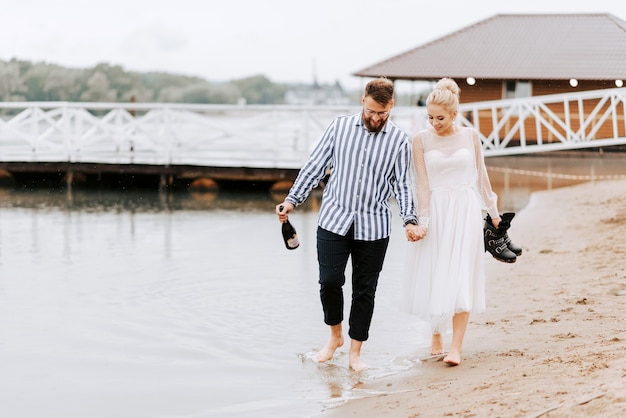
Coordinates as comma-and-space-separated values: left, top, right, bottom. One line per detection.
353, 14, 626, 81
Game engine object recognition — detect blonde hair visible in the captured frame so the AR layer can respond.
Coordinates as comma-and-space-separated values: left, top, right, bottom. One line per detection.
426, 78, 460, 113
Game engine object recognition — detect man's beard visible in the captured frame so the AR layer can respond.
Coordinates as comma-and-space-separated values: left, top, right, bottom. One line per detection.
363, 115, 386, 133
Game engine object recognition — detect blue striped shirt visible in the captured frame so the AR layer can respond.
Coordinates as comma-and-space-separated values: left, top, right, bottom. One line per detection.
286, 112, 417, 241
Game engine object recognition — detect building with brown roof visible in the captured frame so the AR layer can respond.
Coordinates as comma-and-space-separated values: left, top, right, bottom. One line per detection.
354, 13, 626, 104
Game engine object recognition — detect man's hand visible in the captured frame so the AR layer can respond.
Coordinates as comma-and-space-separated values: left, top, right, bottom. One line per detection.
276, 201, 295, 223
405, 224, 427, 242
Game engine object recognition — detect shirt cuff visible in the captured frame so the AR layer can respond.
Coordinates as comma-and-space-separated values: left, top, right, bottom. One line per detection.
403, 218, 418, 227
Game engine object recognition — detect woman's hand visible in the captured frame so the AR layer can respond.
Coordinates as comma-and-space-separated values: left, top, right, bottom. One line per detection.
405, 224, 428, 242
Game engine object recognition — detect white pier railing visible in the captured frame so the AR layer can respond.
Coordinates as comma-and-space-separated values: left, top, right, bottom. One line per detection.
0, 102, 421, 169
459, 87, 626, 156
0, 87, 625, 170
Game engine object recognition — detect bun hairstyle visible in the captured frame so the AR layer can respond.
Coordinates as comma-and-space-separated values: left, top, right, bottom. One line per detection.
426, 78, 460, 113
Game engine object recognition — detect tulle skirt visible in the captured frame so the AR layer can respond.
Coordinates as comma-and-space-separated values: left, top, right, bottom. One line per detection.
403, 187, 486, 334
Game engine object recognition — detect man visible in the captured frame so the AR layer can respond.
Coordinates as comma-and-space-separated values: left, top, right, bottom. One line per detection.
276, 78, 421, 371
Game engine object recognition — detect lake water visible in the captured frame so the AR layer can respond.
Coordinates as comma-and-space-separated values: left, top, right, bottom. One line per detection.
0, 153, 624, 418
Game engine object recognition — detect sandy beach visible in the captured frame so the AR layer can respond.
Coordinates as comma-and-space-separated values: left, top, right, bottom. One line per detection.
317, 179, 626, 417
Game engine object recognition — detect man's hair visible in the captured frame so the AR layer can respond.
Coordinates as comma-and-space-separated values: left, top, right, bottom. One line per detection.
364, 77, 394, 105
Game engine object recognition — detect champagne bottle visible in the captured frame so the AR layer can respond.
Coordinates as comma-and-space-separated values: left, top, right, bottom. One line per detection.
279, 205, 300, 250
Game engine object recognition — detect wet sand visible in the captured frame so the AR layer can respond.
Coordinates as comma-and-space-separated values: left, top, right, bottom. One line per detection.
317, 179, 626, 417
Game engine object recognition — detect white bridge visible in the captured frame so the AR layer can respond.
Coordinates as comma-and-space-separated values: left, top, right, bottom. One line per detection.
0, 87, 624, 184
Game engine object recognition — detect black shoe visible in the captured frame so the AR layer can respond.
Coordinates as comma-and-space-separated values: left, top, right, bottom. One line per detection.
484, 214, 517, 263
499, 213, 522, 256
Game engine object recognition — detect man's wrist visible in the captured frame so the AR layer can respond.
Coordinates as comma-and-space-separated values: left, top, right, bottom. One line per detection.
403, 219, 418, 227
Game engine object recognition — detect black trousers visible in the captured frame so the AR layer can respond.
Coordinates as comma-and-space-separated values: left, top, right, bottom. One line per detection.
316, 225, 389, 341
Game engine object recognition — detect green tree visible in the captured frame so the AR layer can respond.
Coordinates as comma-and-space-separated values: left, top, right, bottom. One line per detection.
22, 63, 83, 101
80, 71, 117, 102
232, 74, 288, 104
0, 58, 363, 105
0, 59, 28, 101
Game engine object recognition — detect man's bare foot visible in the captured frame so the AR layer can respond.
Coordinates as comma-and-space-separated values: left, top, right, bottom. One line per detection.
443, 351, 461, 366
349, 353, 368, 371
431, 333, 444, 355
316, 335, 344, 363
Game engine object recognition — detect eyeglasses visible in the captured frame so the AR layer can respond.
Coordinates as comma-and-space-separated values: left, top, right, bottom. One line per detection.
363, 108, 390, 118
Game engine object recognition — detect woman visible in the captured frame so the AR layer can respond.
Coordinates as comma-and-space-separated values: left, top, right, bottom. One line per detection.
404, 78, 501, 366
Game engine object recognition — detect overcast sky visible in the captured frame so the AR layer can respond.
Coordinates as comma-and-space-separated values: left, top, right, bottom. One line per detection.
3, 0, 626, 93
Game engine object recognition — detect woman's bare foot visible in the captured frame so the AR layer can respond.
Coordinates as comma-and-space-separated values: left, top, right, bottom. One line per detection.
316, 335, 344, 363
443, 350, 461, 366
431, 333, 444, 355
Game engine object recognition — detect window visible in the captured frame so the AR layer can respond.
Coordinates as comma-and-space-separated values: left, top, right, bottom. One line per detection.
504, 81, 531, 99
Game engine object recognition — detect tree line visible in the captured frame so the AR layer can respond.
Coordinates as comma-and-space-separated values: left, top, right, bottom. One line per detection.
0, 58, 294, 105
0, 59, 424, 106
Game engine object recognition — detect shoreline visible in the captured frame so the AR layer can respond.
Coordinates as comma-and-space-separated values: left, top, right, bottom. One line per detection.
316, 179, 626, 417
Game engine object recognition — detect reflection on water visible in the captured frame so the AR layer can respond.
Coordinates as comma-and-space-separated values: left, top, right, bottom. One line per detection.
487, 153, 626, 211
1, 153, 622, 214
0, 153, 623, 418
0, 185, 324, 213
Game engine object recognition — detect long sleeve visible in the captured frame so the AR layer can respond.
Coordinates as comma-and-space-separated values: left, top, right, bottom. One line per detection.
285, 120, 335, 206
472, 129, 499, 218
393, 136, 418, 224
412, 132, 431, 223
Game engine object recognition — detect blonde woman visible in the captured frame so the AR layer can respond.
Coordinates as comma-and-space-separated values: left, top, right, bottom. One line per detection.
404, 78, 501, 366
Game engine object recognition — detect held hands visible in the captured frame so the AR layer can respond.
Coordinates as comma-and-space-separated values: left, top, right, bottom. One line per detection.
276, 201, 295, 223
405, 224, 427, 242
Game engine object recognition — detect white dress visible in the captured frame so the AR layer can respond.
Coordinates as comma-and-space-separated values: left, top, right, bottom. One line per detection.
403, 126, 499, 333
